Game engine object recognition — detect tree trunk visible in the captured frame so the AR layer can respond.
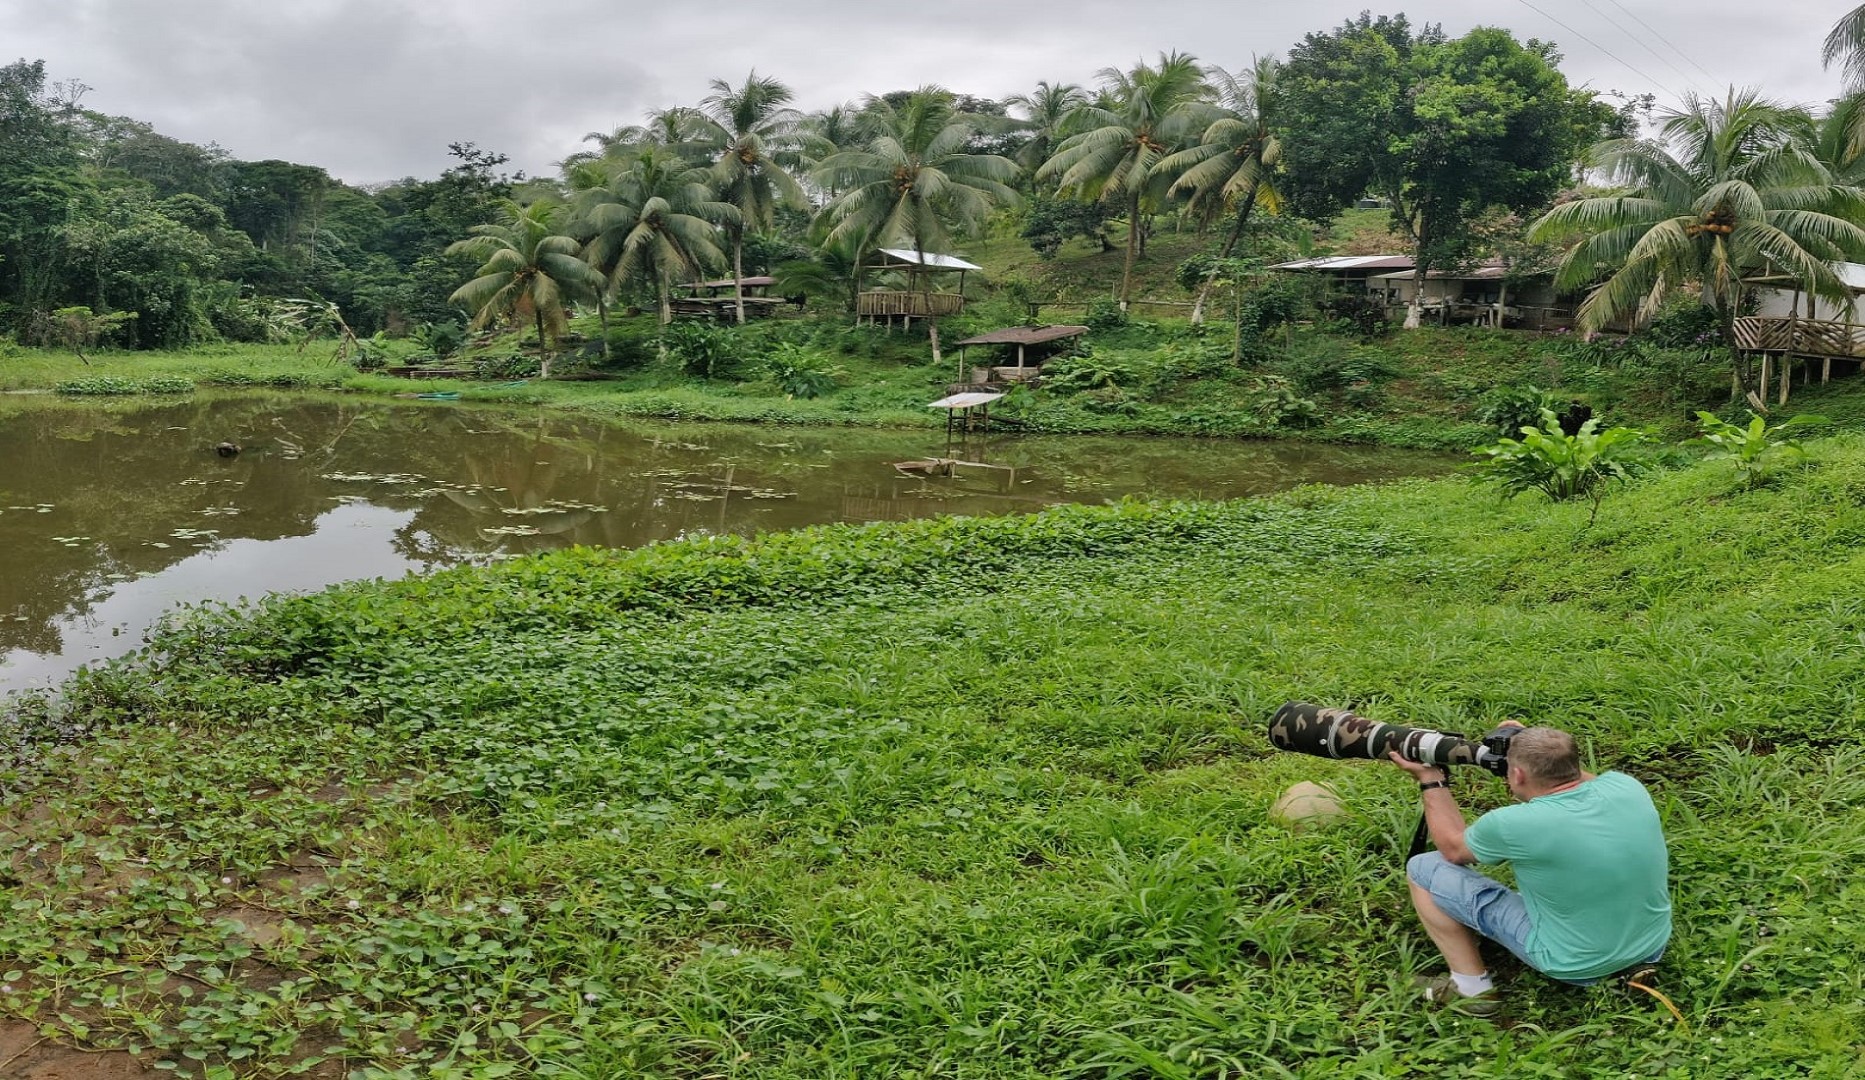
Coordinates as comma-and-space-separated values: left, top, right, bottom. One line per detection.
1403, 262, 1427, 330
1190, 192, 1259, 326
731, 229, 747, 325
663, 279, 678, 363
915, 242, 942, 369
534, 307, 552, 380
597, 296, 611, 361
1119, 190, 1140, 313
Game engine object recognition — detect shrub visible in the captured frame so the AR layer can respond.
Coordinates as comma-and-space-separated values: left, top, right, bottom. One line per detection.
1692, 411, 1827, 489
1320, 292, 1392, 338
1275, 342, 1398, 395
412, 320, 466, 358
662, 322, 742, 379
1084, 298, 1128, 332
1471, 408, 1650, 524
473, 354, 538, 380
350, 335, 390, 372
1250, 375, 1321, 427
1474, 384, 1566, 438
1044, 351, 1134, 392
760, 343, 844, 399
1075, 385, 1139, 415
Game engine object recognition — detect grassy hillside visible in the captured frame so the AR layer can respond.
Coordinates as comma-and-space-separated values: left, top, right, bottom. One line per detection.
2, 430, 1862, 1078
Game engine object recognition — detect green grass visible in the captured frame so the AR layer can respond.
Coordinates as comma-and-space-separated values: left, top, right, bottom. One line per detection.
3, 429, 1863, 1078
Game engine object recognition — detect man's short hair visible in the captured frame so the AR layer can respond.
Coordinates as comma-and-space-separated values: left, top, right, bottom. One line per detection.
1509, 727, 1582, 785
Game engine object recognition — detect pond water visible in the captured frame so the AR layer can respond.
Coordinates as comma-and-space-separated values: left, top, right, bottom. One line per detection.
0, 393, 1452, 694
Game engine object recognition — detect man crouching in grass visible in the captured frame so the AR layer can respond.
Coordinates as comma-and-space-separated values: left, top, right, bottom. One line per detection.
1387, 724, 1672, 1017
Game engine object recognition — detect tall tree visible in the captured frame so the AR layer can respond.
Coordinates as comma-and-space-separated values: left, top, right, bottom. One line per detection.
0, 58, 87, 327
575, 147, 734, 329
694, 72, 808, 323
1006, 80, 1088, 175
1276, 18, 1608, 327
1161, 56, 1283, 323
815, 88, 1019, 362
1530, 89, 1865, 401
1824, 6, 1865, 155
447, 200, 604, 378
1038, 52, 1212, 311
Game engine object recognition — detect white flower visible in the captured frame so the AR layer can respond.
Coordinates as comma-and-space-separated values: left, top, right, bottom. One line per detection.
499, 904, 515, 915
710, 882, 725, 890
220, 877, 233, 885
345, 898, 361, 910
583, 992, 599, 1003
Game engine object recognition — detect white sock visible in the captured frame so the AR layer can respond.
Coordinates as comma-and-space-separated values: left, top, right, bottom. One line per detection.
1451, 971, 1494, 997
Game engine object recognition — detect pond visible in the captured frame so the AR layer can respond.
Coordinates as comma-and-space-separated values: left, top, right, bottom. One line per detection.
0, 393, 1453, 694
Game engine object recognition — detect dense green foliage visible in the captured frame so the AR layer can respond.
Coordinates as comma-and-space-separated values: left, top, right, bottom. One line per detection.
1273, 15, 1612, 326
3, 430, 1864, 1077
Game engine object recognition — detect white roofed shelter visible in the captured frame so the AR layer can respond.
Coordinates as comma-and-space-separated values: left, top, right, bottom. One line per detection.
857, 249, 982, 326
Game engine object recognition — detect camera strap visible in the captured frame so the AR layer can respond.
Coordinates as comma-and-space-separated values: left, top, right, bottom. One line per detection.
1406, 813, 1432, 860
1406, 769, 1448, 859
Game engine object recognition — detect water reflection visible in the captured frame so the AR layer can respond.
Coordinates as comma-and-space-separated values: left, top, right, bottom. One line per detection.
0, 393, 1451, 692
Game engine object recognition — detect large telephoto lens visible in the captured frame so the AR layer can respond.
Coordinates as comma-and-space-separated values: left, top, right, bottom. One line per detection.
1268, 702, 1503, 774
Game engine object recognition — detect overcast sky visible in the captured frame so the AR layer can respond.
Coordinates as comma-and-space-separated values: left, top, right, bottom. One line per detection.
3, 0, 1853, 186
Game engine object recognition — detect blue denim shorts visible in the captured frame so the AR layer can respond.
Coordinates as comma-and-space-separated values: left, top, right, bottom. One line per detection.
1406, 852, 1663, 986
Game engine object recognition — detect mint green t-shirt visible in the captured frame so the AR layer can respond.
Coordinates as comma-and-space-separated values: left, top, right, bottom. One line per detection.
1464, 770, 1672, 980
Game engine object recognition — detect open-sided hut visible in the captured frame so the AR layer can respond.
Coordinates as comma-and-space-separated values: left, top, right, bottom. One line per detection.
857, 249, 981, 326
953, 324, 1088, 384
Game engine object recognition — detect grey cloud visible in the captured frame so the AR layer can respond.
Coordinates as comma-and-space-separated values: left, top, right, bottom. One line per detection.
2, 0, 1853, 184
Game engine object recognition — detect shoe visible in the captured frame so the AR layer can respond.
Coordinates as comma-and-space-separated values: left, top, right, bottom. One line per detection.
1415, 973, 1502, 1018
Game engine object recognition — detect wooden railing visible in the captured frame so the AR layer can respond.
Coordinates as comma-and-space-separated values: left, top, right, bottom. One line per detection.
1733, 316, 1865, 357
856, 290, 967, 318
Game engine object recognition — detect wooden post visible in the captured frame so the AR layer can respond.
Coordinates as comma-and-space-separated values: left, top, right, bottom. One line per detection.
1779, 356, 1791, 406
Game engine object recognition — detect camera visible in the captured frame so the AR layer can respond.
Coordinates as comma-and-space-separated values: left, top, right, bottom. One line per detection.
1268, 702, 1520, 776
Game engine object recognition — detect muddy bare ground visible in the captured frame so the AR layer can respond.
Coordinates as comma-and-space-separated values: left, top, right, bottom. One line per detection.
0, 1019, 155, 1079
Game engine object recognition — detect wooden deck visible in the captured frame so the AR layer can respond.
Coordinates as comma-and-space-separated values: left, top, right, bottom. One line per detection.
1732, 316, 1865, 357
1731, 316, 1864, 405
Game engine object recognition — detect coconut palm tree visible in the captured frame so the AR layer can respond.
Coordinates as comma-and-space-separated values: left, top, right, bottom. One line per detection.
1006, 80, 1088, 175
574, 147, 735, 329
814, 88, 1020, 361
1530, 88, 1865, 399
1793, 94, 1865, 187
446, 200, 604, 379
1161, 56, 1282, 323
1826, 6, 1865, 154
693, 72, 808, 323
1038, 52, 1212, 311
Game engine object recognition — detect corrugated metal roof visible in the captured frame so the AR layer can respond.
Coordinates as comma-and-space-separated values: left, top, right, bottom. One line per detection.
684, 276, 777, 288
1369, 266, 1513, 281
954, 325, 1089, 346
875, 248, 984, 271
1271, 255, 1416, 271
927, 392, 1006, 409
1750, 262, 1865, 291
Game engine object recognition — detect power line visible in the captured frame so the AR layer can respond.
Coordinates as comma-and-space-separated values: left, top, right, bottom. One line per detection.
1574, 0, 1712, 100
1512, 0, 1688, 104
1600, 0, 1722, 88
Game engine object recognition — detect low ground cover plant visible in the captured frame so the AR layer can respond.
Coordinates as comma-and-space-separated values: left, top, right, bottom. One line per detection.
2, 432, 1863, 1078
